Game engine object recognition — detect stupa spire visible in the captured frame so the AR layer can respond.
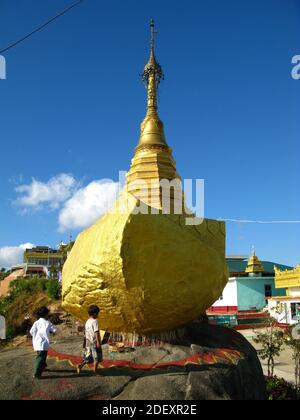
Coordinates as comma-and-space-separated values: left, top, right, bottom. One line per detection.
138, 20, 167, 148
150, 18, 155, 62
142, 19, 164, 115
126, 20, 181, 210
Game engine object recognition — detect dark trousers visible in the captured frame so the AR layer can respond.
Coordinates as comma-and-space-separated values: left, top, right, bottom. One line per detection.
34, 351, 48, 377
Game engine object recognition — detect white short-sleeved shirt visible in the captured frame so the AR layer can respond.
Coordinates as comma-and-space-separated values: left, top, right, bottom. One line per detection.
85, 318, 99, 344
30, 318, 56, 351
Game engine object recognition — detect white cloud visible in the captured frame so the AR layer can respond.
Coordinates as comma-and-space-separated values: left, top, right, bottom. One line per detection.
0, 243, 35, 268
12, 173, 121, 233
58, 180, 119, 232
15, 174, 77, 211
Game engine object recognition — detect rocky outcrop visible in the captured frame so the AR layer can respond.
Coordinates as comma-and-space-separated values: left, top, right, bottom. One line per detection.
113, 324, 266, 400
0, 324, 266, 400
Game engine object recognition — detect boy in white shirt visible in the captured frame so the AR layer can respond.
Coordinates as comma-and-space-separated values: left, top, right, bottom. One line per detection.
30, 306, 56, 379
76, 305, 102, 374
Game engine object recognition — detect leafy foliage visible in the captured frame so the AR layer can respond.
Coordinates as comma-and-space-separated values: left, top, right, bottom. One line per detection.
2, 291, 51, 339
0, 276, 61, 339
253, 319, 284, 377
266, 376, 297, 400
46, 279, 60, 300
0, 268, 8, 281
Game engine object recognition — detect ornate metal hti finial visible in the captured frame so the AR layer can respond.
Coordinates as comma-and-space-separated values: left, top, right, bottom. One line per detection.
150, 18, 155, 58
142, 19, 164, 88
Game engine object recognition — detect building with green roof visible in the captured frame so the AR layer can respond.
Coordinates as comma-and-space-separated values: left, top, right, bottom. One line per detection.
208, 250, 291, 318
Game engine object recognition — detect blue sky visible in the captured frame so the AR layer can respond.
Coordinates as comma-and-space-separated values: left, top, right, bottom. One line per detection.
0, 0, 299, 267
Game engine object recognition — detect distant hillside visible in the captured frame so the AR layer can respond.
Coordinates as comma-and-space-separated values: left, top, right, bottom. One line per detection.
0, 277, 61, 339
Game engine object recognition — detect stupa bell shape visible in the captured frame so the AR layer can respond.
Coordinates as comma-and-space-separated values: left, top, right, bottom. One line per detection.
62, 21, 228, 334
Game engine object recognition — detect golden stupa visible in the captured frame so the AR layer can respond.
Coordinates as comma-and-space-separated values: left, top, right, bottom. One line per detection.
62, 21, 228, 334
245, 247, 264, 274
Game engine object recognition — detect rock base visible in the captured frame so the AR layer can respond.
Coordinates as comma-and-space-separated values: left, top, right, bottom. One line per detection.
48, 323, 266, 400
0, 323, 266, 400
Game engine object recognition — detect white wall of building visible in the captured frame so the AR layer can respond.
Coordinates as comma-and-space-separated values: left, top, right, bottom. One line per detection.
268, 299, 300, 325
213, 277, 238, 307
288, 287, 300, 297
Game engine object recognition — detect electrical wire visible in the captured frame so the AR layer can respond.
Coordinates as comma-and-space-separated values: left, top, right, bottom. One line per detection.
218, 219, 300, 224
0, 0, 84, 55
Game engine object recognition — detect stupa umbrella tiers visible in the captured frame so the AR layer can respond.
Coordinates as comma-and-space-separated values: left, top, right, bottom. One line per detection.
62, 21, 228, 335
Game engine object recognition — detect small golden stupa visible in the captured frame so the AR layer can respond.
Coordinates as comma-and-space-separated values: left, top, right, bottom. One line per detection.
245, 247, 264, 274
62, 21, 228, 334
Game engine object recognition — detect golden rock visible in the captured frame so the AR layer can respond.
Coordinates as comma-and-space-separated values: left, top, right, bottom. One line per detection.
62, 191, 227, 333
62, 21, 228, 334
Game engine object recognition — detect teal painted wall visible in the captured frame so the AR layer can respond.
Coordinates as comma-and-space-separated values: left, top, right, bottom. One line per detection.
237, 277, 286, 311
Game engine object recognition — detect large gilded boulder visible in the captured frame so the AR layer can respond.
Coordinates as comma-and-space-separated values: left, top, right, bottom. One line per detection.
62, 191, 227, 334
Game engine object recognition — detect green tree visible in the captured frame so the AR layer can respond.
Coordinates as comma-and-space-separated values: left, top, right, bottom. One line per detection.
46, 279, 60, 300
253, 319, 284, 377
58, 241, 75, 269
0, 268, 7, 281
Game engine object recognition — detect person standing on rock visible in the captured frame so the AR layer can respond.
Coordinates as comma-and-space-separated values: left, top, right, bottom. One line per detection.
30, 306, 57, 379
76, 305, 102, 375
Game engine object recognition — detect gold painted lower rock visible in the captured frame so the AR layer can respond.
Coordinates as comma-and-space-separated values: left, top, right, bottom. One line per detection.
62, 191, 227, 334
